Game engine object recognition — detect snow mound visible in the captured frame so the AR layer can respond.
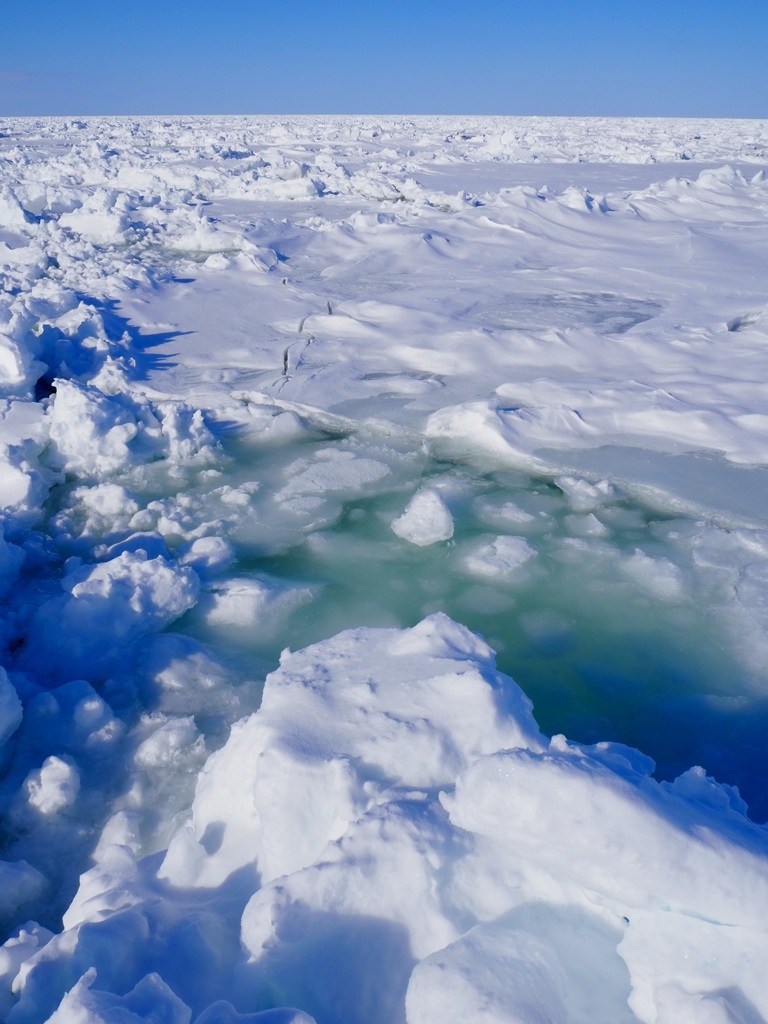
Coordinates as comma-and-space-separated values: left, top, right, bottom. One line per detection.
160, 613, 542, 888
3, 613, 768, 1022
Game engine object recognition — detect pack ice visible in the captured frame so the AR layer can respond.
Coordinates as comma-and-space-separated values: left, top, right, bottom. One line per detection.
1, 114, 768, 1023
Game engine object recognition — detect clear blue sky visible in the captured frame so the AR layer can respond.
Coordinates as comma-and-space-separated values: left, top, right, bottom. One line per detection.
1, 0, 766, 117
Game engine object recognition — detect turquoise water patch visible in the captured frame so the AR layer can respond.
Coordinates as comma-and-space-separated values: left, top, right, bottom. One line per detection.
163, 429, 765, 813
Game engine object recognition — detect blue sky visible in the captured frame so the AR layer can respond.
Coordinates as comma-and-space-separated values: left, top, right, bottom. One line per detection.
1, 0, 766, 117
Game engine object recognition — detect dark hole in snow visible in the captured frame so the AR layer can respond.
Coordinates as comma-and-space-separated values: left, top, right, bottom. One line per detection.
34, 376, 56, 402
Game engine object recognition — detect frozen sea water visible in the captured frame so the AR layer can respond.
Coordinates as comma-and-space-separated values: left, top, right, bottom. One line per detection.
162, 430, 767, 816
2, 114, 768, 1023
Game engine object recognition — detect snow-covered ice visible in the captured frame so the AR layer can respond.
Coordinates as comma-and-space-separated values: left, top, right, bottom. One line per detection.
1, 113, 768, 1022
391, 487, 454, 546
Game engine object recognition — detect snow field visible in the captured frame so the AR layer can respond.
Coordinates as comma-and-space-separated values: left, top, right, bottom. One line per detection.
0, 114, 768, 1022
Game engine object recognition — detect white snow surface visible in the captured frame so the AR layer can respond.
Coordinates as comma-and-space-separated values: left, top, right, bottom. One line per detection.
1, 114, 768, 1023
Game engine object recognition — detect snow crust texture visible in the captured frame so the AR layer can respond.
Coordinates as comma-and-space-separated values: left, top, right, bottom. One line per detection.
1, 114, 768, 1023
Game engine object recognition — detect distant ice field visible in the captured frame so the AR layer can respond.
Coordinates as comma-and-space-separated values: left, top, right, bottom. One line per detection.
424, 159, 768, 194
1, 115, 768, 1023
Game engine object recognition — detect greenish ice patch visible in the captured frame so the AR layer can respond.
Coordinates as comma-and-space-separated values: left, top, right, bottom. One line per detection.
170, 427, 768, 818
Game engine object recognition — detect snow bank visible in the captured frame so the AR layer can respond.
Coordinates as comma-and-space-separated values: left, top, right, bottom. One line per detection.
426, 390, 768, 471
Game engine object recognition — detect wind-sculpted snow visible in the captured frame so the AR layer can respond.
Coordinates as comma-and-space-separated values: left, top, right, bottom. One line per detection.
1, 115, 768, 1022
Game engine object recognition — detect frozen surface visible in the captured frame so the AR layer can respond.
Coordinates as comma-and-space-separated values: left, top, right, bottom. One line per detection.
1, 114, 768, 1022
391, 488, 454, 546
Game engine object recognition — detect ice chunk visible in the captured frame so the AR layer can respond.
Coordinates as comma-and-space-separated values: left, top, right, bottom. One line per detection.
17, 838, 245, 1017
229, 399, 316, 446
564, 512, 610, 537
443, 737, 768, 931
0, 439, 49, 523
19, 679, 123, 757
160, 613, 543, 887
391, 487, 454, 546
0, 922, 53, 1019
135, 633, 238, 717
0, 331, 40, 393
23, 755, 80, 815
556, 475, 619, 511
57, 189, 134, 245
278, 449, 391, 499
47, 379, 144, 476
77, 481, 140, 519
93, 811, 143, 863
406, 925, 570, 1024
619, 908, 768, 1024
23, 551, 199, 681
407, 906, 638, 1024
471, 494, 541, 531
240, 802, 459, 1022
46, 968, 191, 1024
134, 717, 204, 769
49, 482, 143, 554
60, 844, 144, 933
621, 548, 684, 602
47, 382, 218, 478
0, 186, 29, 230
460, 534, 536, 582
177, 536, 235, 576
155, 402, 219, 467
426, 401, 557, 471
193, 575, 315, 635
